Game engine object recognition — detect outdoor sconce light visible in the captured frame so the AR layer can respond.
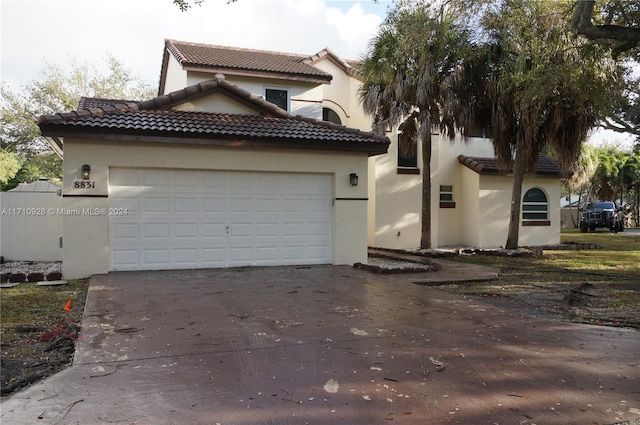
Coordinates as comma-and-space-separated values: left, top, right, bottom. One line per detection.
349, 172, 359, 187
81, 164, 91, 180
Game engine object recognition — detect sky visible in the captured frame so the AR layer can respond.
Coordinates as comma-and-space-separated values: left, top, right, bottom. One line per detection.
0, 0, 391, 90
0, 0, 635, 149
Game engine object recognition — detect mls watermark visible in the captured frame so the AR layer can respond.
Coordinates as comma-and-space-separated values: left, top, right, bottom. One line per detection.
1, 208, 129, 216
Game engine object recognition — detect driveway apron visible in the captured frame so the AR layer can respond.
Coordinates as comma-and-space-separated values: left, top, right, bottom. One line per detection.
2, 265, 638, 425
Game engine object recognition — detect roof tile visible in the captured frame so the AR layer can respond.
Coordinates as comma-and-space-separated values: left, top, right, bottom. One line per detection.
38, 76, 389, 156
458, 154, 571, 177
165, 39, 332, 83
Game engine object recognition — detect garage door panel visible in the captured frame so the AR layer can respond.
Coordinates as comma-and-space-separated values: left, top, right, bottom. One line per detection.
143, 170, 170, 188
174, 171, 199, 188
175, 197, 198, 212
144, 198, 170, 213
112, 221, 140, 237
144, 249, 169, 264
202, 223, 226, 237
202, 197, 226, 212
144, 223, 169, 239
112, 249, 139, 267
174, 223, 199, 238
174, 249, 198, 265
110, 169, 331, 271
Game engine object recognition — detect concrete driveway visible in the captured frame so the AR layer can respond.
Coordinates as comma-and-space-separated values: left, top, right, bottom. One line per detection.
2, 265, 638, 425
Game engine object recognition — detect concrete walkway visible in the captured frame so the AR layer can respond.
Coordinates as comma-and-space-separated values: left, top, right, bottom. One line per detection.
1, 265, 638, 425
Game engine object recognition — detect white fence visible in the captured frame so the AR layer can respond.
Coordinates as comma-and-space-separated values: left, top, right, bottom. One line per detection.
1, 181, 63, 262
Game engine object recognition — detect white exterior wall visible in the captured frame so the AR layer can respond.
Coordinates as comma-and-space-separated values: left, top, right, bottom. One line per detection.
370, 128, 422, 249
162, 54, 189, 95
0, 191, 63, 261
173, 92, 261, 115
432, 135, 495, 247
312, 58, 381, 246
61, 139, 369, 278
460, 167, 481, 247
372, 126, 562, 249
477, 176, 562, 248
184, 73, 323, 119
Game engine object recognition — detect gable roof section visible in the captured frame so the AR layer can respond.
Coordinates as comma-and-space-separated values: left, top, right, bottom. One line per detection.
458, 154, 572, 178
304, 47, 361, 79
38, 75, 389, 156
161, 39, 332, 87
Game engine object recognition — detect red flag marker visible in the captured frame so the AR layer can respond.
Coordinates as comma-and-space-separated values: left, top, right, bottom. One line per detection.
64, 300, 72, 311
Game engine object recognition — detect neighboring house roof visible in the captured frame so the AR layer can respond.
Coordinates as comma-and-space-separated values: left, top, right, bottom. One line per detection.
38, 74, 389, 156
160, 39, 333, 92
458, 154, 572, 178
561, 194, 581, 208
9, 178, 60, 193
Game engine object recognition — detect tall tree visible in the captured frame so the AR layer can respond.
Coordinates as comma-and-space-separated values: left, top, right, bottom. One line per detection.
0, 150, 21, 185
359, 1, 473, 249
0, 55, 154, 189
467, 0, 621, 248
570, 0, 640, 58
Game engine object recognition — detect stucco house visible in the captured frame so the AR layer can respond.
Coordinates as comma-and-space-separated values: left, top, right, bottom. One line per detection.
39, 39, 567, 278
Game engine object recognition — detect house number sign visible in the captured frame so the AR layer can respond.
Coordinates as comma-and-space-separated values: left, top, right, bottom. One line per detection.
74, 180, 95, 189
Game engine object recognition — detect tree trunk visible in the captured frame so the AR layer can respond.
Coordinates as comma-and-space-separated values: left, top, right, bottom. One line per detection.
505, 157, 526, 249
568, 193, 577, 228
420, 129, 432, 249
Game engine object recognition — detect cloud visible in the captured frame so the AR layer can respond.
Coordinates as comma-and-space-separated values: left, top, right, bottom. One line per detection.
1, 0, 383, 91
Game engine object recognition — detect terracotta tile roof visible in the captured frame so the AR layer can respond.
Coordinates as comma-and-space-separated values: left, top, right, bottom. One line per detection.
458, 154, 572, 178
304, 47, 361, 79
165, 39, 332, 84
38, 75, 389, 156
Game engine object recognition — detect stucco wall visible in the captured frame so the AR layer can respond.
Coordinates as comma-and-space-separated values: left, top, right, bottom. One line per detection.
61, 139, 370, 278
162, 54, 189, 95
184, 73, 323, 119
372, 129, 562, 249
0, 191, 62, 261
477, 175, 562, 248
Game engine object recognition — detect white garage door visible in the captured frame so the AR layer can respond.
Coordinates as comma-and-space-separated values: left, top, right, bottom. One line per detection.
108, 168, 332, 271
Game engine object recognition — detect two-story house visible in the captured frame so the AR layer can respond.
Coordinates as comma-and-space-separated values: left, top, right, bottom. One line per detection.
39, 39, 566, 278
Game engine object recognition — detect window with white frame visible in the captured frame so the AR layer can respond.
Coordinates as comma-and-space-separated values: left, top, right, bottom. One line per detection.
522, 188, 548, 222
265, 87, 289, 111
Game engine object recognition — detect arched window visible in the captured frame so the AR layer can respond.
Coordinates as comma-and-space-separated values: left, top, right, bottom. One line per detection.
322, 107, 342, 125
522, 188, 548, 221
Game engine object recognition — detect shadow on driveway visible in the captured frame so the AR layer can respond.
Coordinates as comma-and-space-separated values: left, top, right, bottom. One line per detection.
2, 266, 638, 424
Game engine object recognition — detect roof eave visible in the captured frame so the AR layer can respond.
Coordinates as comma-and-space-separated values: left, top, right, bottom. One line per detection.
182, 65, 332, 85
38, 127, 389, 156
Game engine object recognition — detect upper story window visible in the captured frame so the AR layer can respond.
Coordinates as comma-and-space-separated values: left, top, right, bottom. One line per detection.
397, 131, 419, 174
522, 187, 549, 225
265, 88, 289, 111
322, 107, 342, 125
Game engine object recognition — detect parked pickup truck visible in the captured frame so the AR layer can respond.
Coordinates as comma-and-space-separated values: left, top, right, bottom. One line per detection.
579, 201, 624, 233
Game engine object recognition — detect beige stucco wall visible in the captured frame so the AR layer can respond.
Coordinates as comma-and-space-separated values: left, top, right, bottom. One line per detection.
162, 54, 189, 95
476, 175, 562, 248
371, 128, 563, 249
174, 92, 260, 115
432, 135, 495, 247
183, 73, 323, 119
61, 138, 370, 278
0, 191, 63, 261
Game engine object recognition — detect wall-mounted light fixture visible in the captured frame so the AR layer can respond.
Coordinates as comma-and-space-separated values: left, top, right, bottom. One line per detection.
81, 164, 91, 180
349, 172, 358, 187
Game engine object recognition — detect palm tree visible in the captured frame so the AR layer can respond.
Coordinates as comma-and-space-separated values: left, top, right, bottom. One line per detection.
469, 0, 621, 248
358, 2, 472, 249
